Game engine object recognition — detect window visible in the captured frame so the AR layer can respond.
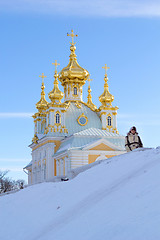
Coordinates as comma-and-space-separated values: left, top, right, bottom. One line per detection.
77, 113, 88, 126
74, 87, 77, 95
108, 116, 112, 126
56, 113, 60, 124
79, 117, 87, 125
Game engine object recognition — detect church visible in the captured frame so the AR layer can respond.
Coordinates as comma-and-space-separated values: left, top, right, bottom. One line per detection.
24, 30, 126, 185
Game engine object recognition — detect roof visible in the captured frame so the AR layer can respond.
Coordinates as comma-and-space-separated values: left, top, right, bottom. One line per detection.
54, 128, 125, 156
23, 161, 32, 169
65, 102, 102, 136
74, 128, 120, 137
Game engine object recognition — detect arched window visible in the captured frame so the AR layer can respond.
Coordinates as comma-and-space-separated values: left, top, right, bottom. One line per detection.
55, 113, 60, 124
74, 87, 78, 95
41, 122, 45, 133
107, 116, 112, 126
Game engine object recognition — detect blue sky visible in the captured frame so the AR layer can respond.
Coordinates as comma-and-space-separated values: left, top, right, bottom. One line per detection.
0, 0, 160, 181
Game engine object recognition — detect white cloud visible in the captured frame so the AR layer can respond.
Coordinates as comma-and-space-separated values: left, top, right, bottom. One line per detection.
1, 0, 160, 17
0, 113, 33, 118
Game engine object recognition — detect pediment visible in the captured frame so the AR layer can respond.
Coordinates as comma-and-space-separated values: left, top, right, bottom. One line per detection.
89, 143, 114, 151
83, 138, 122, 151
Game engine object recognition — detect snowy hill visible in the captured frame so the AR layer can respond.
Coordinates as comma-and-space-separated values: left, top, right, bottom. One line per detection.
1, 148, 160, 240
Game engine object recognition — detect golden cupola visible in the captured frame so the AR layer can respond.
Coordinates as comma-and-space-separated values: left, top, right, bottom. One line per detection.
48, 60, 64, 104
59, 30, 89, 84
99, 64, 114, 108
59, 30, 89, 102
36, 73, 48, 112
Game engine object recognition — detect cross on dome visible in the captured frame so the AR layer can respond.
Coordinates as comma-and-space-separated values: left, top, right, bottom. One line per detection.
87, 76, 93, 87
39, 73, 46, 83
67, 30, 78, 45
52, 60, 60, 72
102, 64, 110, 75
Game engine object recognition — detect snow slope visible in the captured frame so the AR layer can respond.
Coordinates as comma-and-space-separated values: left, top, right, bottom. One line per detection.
1, 148, 160, 240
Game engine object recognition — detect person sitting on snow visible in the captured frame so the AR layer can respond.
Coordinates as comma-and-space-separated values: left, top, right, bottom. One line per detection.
125, 126, 143, 152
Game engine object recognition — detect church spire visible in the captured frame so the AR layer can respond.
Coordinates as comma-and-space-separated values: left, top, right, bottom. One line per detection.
99, 64, 114, 108
36, 73, 48, 112
87, 76, 97, 111
48, 60, 64, 104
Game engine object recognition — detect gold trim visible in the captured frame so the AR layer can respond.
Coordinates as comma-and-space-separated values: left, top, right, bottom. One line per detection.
77, 113, 88, 126
99, 112, 107, 117
107, 113, 112, 128
48, 109, 55, 112
112, 112, 117, 115
73, 86, 78, 96
54, 111, 61, 125
32, 140, 56, 151
98, 106, 119, 111
75, 101, 82, 109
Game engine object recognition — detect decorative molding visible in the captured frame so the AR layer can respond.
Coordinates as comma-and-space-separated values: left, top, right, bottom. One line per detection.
77, 113, 88, 126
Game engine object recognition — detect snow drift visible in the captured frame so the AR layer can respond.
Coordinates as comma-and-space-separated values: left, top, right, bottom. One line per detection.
1, 148, 160, 240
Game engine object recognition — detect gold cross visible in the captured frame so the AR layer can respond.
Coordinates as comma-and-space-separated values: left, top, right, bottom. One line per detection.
39, 73, 46, 83
67, 30, 78, 45
102, 64, 110, 75
88, 76, 93, 87
52, 60, 60, 72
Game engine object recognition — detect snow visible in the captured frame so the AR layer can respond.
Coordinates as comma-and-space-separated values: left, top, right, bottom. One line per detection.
1, 147, 160, 240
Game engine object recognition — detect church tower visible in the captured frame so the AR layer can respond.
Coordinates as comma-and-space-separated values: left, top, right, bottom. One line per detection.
99, 64, 118, 133
24, 30, 125, 185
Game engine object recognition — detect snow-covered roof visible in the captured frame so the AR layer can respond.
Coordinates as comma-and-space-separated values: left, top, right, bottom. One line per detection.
74, 127, 121, 137
23, 161, 32, 169
54, 128, 125, 156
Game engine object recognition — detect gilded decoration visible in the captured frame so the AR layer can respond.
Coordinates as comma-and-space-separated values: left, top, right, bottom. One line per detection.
59, 30, 89, 89
54, 111, 61, 126
36, 73, 49, 112
99, 64, 114, 109
32, 133, 38, 144
86, 76, 97, 111
77, 113, 88, 126
48, 60, 64, 105
75, 101, 82, 109
106, 113, 112, 129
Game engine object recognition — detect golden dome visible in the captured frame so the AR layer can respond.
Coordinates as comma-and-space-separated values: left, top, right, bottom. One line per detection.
36, 81, 48, 112
48, 72, 64, 104
99, 74, 114, 107
59, 31, 89, 86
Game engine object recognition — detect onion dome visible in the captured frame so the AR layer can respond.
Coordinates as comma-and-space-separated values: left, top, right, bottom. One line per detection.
36, 73, 48, 112
48, 69, 64, 104
99, 64, 114, 107
59, 30, 89, 86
